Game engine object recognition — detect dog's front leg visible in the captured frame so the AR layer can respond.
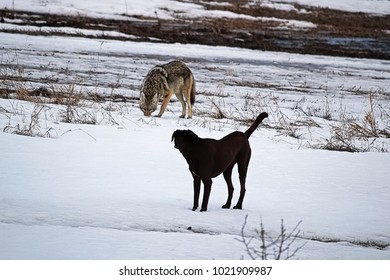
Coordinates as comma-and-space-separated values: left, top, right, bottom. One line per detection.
200, 178, 212, 212
192, 175, 201, 211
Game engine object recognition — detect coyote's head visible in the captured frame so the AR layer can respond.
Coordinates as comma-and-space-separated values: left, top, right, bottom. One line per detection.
139, 93, 159, 116
139, 67, 168, 116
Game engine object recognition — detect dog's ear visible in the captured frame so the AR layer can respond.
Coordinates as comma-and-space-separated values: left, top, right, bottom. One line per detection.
171, 130, 178, 142
172, 130, 198, 143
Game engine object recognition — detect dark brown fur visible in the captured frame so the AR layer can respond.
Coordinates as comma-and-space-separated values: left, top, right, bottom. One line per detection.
171, 112, 268, 211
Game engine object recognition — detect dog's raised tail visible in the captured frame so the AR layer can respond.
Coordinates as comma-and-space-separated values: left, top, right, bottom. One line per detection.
245, 112, 268, 138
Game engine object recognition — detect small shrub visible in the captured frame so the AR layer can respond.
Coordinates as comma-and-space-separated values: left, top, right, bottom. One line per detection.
238, 215, 305, 260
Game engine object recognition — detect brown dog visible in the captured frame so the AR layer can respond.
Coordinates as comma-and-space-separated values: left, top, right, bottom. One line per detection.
171, 112, 268, 211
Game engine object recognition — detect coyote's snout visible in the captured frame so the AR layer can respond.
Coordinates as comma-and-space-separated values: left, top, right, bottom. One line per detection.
140, 60, 196, 118
172, 112, 268, 212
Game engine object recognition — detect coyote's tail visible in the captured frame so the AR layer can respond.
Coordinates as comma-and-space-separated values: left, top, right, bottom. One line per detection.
245, 112, 268, 138
190, 74, 196, 105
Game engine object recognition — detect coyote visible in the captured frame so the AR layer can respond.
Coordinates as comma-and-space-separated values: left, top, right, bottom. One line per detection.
172, 112, 269, 212
139, 60, 196, 118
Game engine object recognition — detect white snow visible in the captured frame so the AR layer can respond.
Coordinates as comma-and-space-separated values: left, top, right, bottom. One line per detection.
274, 0, 390, 15
1, 106, 389, 259
0, 0, 389, 261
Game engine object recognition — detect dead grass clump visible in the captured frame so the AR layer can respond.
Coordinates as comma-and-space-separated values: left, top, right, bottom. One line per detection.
59, 104, 97, 125
3, 104, 56, 138
318, 127, 367, 153
316, 94, 389, 152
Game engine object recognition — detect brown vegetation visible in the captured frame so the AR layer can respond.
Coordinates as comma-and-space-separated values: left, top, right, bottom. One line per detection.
1, 1, 389, 59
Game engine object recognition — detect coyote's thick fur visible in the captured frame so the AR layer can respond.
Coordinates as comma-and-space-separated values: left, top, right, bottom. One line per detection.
140, 60, 196, 118
172, 112, 268, 212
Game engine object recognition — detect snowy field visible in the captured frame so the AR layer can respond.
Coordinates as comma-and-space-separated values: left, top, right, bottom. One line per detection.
1, 0, 390, 18
1, 0, 390, 260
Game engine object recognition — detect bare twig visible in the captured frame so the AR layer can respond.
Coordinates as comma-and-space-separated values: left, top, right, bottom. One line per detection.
238, 215, 305, 260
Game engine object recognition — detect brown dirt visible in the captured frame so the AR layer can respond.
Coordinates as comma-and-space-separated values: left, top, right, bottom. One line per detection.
1, 1, 389, 59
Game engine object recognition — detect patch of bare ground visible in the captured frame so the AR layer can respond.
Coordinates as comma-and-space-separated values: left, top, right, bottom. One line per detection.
1, 0, 389, 59
0, 83, 138, 110
303, 234, 390, 250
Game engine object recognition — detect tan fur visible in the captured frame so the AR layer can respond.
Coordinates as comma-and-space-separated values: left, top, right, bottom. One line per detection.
139, 60, 196, 118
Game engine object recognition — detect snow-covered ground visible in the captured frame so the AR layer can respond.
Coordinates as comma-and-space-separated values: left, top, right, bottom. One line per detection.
1, 110, 389, 259
0, 0, 389, 260
1, 0, 389, 18
276, 0, 390, 14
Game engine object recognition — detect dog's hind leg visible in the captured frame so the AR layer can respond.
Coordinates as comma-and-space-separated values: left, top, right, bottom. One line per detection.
222, 164, 235, 209
200, 178, 212, 212
192, 175, 201, 211
234, 155, 250, 209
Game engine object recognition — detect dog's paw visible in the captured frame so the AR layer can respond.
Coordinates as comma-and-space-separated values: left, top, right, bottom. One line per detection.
221, 204, 231, 209
233, 205, 242, 210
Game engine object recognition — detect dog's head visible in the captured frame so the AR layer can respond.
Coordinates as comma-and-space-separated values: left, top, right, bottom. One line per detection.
171, 129, 199, 149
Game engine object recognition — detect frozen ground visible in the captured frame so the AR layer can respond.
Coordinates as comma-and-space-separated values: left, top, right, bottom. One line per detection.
2, 0, 389, 17
1, 0, 389, 59
0, 0, 389, 260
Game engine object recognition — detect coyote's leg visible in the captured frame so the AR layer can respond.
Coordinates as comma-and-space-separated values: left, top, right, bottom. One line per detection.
157, 89, 173, 117
186, 77, 193, 119
186, 98, 192, 119
176, 90, 187, 118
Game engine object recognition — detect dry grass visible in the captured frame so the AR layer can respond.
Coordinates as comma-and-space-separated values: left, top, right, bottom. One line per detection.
315, 93, 389, 152
3, 103, 56, 138
0, 66, 135, 137
1, 64, 389, 152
